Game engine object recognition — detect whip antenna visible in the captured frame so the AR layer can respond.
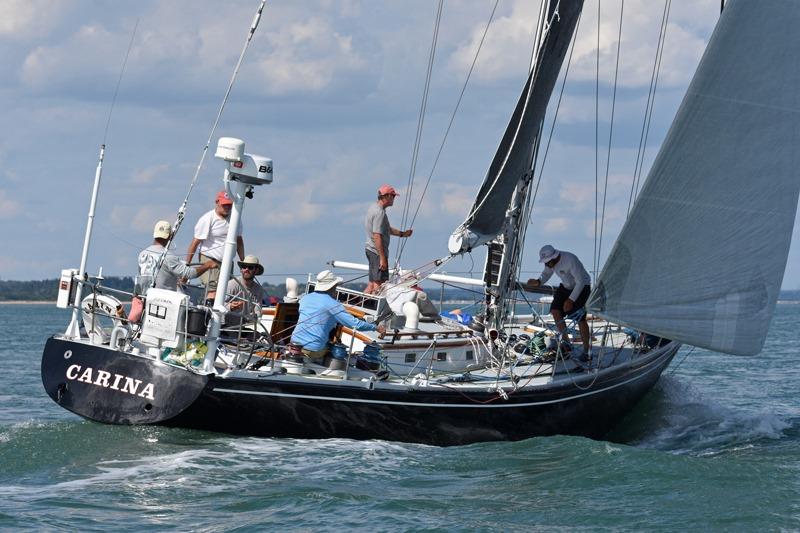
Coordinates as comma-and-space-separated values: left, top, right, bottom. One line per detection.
151, 0, 267, 285
65, 20, 139, 337
170, 0, 267, 241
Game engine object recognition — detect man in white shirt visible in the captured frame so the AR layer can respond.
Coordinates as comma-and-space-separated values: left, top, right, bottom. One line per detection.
525, 245, 592, 359
186, 190, 245, 297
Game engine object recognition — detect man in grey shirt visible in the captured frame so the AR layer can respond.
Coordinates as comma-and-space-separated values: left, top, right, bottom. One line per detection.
364, 184, 413, 294
224, 255, 266, 328
138, 220, 217, 292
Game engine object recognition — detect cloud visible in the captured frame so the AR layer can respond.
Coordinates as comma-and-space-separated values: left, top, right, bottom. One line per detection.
110, 203, 174, 235
17, 2, 378, 104
131, 164, 170, 185
250, 17, 371, 96
448, 0, 716, 89
20, 24, 123, 93
543, 217, 570, 233
0, 190, 21, 219
438, 183, 477, 217
0, 0, 72, 39
447, 0, 540, 83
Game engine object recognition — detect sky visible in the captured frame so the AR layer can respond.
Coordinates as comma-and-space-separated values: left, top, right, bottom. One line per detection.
1, 0, 798, 290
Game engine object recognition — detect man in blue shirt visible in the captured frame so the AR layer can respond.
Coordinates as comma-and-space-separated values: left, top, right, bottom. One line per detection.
291, 270, 385, 362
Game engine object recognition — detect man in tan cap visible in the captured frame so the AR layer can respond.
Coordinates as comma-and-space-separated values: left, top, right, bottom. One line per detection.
186, 190, 245, 296
129, 220, 218, 322
224, 255, 266, 327
364, 184, 413, 294
138, 220, 217, 292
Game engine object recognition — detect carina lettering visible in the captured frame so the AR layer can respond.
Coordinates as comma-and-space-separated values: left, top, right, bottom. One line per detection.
65, 364, 155, 401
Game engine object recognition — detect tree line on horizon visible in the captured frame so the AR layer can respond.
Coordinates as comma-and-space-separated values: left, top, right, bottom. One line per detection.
1, 277, 797, 303
0, 277, 484, 302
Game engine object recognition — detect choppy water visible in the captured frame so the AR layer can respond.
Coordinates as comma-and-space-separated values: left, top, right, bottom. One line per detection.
1, 304, 798, 531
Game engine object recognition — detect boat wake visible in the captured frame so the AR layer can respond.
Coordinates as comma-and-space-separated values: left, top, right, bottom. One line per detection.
609, 376, 791, 455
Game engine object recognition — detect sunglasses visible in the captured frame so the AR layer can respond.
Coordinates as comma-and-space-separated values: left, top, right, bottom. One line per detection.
241, 265, 257, 270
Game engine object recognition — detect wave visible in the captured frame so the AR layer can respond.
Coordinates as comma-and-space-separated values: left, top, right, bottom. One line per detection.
608, 375, 792, 455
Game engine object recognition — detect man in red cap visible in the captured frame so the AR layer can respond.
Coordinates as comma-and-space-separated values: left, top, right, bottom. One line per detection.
186, 190, 245, 298
364, 184, 413, 294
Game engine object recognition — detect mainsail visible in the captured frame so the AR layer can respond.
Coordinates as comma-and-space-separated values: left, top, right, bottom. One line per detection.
448, 0, 584, 254
589, 0, 800, 355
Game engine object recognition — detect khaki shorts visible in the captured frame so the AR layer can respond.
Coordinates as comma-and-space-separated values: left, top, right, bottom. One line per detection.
302, 346, 329, 364
199, 253, 221, 290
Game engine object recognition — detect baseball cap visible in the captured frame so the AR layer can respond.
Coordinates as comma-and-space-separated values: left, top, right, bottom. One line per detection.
216, 190, 233, 205
153, 220, 172, 239
378, 184, 399, 197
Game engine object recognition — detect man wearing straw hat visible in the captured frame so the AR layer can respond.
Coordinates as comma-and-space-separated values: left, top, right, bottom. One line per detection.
224, 255, 266, 325
291, 270, 386, 363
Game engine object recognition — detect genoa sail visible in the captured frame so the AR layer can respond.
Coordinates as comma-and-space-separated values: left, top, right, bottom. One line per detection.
448, 0, 584, 254
588, 0, 800, 355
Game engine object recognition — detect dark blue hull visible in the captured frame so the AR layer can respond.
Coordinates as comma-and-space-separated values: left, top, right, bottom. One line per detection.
42, 336, 678, 446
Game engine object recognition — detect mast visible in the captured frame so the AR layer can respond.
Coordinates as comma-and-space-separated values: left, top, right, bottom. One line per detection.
64, 145, 106, 338
445, 0, 584, 329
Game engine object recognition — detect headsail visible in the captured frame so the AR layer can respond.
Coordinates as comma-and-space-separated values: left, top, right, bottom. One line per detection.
589, 0, 800, 355
448, 0, 584, 255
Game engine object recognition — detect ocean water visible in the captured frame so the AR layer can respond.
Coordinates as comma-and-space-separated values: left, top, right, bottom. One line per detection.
1, 304, 798, 531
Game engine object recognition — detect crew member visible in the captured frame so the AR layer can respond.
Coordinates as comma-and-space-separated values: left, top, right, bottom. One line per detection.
364, 184, 412, 294
186, 190, 245, 297
524, 245, 592, 359
291, 270, 385, 363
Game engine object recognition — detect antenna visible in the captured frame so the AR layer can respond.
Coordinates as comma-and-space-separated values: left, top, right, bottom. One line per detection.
150, 0, 268, 287
65, 20, 139, 338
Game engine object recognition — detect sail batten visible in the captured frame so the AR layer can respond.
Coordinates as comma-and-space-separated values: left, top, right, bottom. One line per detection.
589, 0, 800, 355
449, 0, 584, 254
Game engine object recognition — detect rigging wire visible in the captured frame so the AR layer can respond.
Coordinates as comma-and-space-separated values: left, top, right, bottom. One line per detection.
596, 0, 624, 271
594, 0, 601, 279
397, 0, 445, 265
151, 0, 267, 285
627, 0, 671, 216
395, 0, 501, 263
102, 19, 139, 146
633, 0, 670, 200
450, 5, 563, 248
528, 11, 582, 220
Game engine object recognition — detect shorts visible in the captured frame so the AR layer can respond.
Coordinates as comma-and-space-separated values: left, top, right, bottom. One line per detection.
365, 249, 389, 283
199, 253, 221, 290
550, 284, 590, 317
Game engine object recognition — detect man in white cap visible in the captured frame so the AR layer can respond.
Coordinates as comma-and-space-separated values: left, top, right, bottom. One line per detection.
138, 220, 217, 292
224, 255, 266, 326
186, 190, 245, 296
524, 245, 592, 359
129, 220, 217, 322
364, 184, 413, 294
291, 270, 386, 363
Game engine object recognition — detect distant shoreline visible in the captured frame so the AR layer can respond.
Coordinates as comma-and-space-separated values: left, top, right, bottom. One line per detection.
0, 300, 56, 305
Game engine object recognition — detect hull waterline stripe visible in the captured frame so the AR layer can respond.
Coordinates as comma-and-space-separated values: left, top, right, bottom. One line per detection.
211, 347, 675, 408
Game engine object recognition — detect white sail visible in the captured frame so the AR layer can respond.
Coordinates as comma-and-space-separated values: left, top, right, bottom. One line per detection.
449, 0, 584, 254
588, 0, 800, 355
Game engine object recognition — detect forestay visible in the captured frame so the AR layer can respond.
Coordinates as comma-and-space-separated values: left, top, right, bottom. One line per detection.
448, 0, 584, 254
589, 0, 800, 355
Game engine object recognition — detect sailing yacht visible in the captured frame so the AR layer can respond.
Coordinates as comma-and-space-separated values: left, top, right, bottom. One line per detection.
41, 0, 800, 445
